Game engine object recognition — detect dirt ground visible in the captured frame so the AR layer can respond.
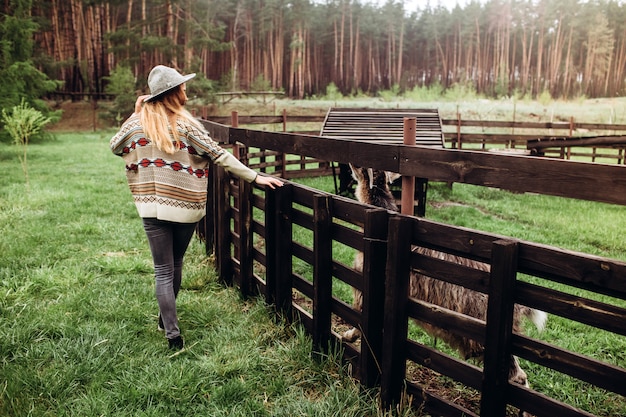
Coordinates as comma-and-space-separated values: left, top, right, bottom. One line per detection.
47, 98, 327, 133
46, 100, 105, 132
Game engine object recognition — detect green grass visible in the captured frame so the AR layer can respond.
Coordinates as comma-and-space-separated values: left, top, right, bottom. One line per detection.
0, 133, 397, 417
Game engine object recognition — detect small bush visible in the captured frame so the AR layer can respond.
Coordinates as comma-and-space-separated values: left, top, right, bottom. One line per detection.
323, 82, 343, 101
404, 83, 444, 101
538, 89, 552, 106
378, 84, 401, 102
2, 98, 51, 188
102, 65, 137, 125
444, 82, 479, 101
251, 74, 271, 92
2, 98, 51, 145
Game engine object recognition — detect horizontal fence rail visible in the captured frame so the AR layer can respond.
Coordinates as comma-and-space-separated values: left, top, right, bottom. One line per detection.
200, 120, 626, 417
198, 109, 626, 165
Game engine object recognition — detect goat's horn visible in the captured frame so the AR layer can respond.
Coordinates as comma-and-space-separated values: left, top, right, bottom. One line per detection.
367, 168, 374, 189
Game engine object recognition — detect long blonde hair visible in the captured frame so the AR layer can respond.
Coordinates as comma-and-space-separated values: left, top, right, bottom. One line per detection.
140, 85, 203, 154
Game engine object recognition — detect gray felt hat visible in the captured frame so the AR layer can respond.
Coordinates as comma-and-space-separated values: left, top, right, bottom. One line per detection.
144, 65, 196, 102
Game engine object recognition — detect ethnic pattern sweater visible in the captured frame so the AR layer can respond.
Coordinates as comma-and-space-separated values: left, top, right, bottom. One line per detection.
110, 114, 257, 223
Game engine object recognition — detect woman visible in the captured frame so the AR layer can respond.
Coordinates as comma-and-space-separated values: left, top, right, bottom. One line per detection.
110, 65, 283, 350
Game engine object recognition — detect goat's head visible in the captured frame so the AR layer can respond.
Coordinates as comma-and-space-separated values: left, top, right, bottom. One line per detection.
349, 163, 400, 211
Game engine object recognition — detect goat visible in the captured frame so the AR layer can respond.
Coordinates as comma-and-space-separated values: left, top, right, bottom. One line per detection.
344, 164, 547, 400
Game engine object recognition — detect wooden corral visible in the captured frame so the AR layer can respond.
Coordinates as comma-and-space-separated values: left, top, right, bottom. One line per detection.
198, 119, 626, 417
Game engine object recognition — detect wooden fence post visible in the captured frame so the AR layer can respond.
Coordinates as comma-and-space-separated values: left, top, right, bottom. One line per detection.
481, 239, 519, 417
198, 162, 215, 255
381, 216, 413, 409
359, 208, 390, 388
415, 178, 428, 218
456, 111, 462, 149
401, 117, 416, 216
238, 179, 254, 298
215, 165, 233, 286
312, 194, 332, 354
274, 183, 293, 321
264, 187, 279, 305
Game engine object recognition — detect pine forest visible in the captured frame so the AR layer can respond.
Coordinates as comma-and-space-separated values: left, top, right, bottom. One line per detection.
19, 0, 626, 99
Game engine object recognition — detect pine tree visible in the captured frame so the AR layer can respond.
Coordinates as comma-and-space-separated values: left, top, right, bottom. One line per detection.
0, 0, 60, 140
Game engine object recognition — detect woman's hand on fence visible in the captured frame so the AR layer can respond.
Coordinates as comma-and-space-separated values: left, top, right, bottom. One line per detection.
254, 174, 284, 189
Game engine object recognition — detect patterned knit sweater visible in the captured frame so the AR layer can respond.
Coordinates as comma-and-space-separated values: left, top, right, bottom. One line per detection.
110, 114, 257, 223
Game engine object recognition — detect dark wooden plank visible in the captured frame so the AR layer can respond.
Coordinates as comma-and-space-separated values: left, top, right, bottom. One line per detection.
292, 302, 313, 332
507, 382, 597, 417
405, 381, 480, 417
454, 133, 571, 141
407, 298, 486, 346
199, 119, 231, 143
410, 252, 491, 294
411, 217, 497, 263
292, 273, 313, 299
263, 187, 279, 305
518, 242, 626, 297
441, 119, 573, 130
398, 145, 626, 205
238, 179, 254, 298
331, 221, 364, 252
481, 239, 519, 417
516, 281, 626, 335
332, 260, 362, 290
513, 334, 626, 395
199, 162, 215, 254
406, 339, 483, 390
333, 296, 361, 329
275, 184, 294, 318
528, 135, 626, 149
292, 241, 313, 265
330, 193, 373, 225
313, 195, 333, 354
359, 208, 390, 387
290, 206, 313, 230
215, 165, 233, 285
381, 216, 413, 408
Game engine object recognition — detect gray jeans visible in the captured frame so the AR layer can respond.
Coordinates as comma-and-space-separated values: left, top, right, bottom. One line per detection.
142, 218, 197, 340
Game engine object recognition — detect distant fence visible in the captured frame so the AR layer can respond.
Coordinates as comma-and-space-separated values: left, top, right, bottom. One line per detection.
441, 117, 626, 163
199, 120, 626, 417
47, 91, 116, 101
198, 109, 626, 166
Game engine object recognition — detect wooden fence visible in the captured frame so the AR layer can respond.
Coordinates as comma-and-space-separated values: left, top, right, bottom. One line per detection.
441, 117, 626, 163
199, 119, 626, 417
198, 109, 626, 167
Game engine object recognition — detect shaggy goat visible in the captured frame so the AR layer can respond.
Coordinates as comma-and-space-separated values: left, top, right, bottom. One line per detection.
344, 164, 547, 394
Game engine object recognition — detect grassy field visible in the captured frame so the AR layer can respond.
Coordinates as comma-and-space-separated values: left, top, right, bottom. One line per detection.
3, 97, 626, 416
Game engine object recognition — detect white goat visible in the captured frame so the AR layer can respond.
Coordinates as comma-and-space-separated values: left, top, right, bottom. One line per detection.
344, 164, 547, 395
